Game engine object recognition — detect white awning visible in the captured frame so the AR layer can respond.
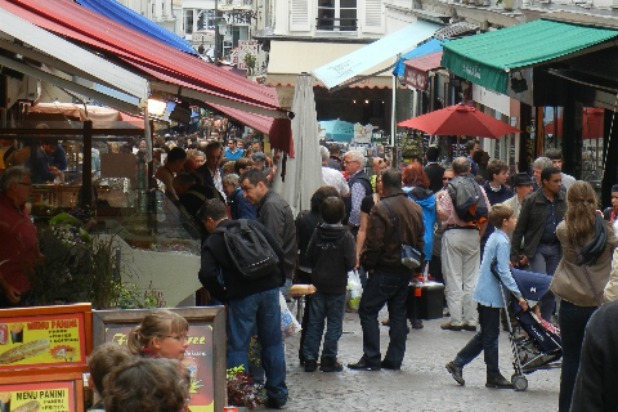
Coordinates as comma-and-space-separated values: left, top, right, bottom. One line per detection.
312, 21, 440, 90
266, 41, 393, 89
0, 7, 149, 111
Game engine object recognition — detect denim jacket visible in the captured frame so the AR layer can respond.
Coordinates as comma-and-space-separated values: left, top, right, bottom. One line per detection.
474, 229, 522, 308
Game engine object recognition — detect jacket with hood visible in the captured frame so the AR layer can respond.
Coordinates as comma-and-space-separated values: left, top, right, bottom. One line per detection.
306, 223, 356, 294
404, 186, 436, 260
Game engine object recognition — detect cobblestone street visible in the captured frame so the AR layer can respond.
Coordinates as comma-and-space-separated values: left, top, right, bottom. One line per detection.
279, 310, 560, 411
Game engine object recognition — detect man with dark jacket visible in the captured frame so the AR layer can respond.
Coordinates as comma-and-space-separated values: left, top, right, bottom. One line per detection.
424, 146, 445, 194
348, 168, 424, 371
240, 170, 296, 296
481, 159, 513, 251
571, 298, 618, 412
343, 150, 372, 236
511, 166, 566, 321
197, 199, 288, 409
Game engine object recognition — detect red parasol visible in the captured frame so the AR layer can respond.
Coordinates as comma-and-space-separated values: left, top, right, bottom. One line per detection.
397, 104, 520, 139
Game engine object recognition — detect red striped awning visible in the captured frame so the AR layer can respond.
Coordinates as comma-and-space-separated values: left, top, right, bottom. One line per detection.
0, 0, 293, 153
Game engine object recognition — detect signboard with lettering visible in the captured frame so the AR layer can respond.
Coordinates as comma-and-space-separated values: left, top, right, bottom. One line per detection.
0, 304, 92, 376
0, 379, 79, 412
93, 307, 225, 412
237, 40, 258, 71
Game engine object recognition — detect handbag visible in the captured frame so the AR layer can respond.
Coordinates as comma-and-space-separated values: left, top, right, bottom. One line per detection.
382, 200, 422, 269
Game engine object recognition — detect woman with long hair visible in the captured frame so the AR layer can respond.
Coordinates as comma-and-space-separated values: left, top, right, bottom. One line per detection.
550, 181, 618, 412
401, 162, 436, 329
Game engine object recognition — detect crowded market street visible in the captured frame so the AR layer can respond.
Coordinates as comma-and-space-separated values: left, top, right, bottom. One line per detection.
282, 310, 560, 411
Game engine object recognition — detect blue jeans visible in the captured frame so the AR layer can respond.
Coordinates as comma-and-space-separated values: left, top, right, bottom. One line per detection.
558, 300, 597, 412
302, 291, 345, 361
530, 242, 561, 320
358, 269, 409, 366
227, 288, 288, 403
454, 305, 501, 375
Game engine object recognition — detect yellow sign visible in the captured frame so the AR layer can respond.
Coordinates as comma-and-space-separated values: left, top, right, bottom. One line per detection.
0, 380, 76, 412
0, 314, 86, 369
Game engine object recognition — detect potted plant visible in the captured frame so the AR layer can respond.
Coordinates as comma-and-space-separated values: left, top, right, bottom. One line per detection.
226, 365, 266, 410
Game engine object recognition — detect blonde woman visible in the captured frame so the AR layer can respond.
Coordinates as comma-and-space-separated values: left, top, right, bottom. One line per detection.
549, 181, 618, 412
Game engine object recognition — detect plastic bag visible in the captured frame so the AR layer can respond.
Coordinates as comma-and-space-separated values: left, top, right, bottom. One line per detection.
279, 292, 301, 339
347, 270, 363, 311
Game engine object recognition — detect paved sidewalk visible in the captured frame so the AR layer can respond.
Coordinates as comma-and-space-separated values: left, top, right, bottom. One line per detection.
278, 311, 560, 411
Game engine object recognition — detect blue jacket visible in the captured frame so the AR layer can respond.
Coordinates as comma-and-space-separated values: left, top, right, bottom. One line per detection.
404, 186, 436, 260
474, 229, 522, 308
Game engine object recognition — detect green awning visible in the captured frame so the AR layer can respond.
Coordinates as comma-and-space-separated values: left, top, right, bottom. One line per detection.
441, 19, 618, 94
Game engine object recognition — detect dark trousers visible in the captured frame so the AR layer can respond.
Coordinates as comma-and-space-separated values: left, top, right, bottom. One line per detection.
530, 242, 561, 321
558, 300, 597, 412
454, 304, 501, 375
302, 291, 346, 361
358, 269, 409, 366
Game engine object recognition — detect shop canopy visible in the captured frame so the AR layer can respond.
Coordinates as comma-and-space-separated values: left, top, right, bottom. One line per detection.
392, 38, 446, 77
75, 0, 196, 55
0, 7, 148, 113
441, 19, 618, 95
0, 0, 293, 153
312, 20, 440, 90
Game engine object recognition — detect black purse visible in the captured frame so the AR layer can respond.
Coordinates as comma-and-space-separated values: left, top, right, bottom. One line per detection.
382, 200, 422, 270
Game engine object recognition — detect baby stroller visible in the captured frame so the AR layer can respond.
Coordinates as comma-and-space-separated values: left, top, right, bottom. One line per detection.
498, 268, 562, 391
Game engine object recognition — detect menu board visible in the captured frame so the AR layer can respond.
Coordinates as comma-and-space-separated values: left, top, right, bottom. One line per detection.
0, 304, 91, 375
104, 322, 214, 411
0, 380, 78, 412
93, 307, 226, 412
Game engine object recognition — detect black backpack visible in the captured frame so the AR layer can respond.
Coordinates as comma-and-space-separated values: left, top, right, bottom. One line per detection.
217, 220, 279, 280
447, 175, 488, 225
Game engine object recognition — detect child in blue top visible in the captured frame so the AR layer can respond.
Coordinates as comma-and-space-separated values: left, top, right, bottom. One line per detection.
446, 203, 529, 389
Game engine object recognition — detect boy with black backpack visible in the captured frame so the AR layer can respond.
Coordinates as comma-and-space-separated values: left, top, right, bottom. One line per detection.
302, 196, 356, 373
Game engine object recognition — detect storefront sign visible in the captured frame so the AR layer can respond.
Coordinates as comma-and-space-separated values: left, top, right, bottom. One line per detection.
404, 65, 428, 91
0, 379, 78, 412
0, 312, 87, 371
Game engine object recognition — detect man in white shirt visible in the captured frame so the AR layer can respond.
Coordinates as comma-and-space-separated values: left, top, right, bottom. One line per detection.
320, 146, 349, 196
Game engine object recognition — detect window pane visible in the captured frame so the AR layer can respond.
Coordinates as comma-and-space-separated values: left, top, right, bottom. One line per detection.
341, 0, 357, 8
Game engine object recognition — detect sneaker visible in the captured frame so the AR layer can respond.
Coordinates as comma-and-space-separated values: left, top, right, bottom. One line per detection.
446, 361, 465, 386
462, 324, 477, 332
441, 322, 463, 331
320, 357, 343, 372
304, 359, 318, 372
380, 359, 401, 371
486, 373, 513, 389
347, 356, 381, 371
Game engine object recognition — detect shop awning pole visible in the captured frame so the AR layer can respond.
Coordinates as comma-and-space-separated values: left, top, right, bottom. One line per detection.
82, 121, 93, 209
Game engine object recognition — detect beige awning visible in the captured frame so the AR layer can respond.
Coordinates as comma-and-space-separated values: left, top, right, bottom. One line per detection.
266, 41, 393, 89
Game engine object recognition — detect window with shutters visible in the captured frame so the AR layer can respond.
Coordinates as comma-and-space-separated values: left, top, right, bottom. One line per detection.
316, 0, 357, 32
290, 0, 311, 32
362, 0, 383, 33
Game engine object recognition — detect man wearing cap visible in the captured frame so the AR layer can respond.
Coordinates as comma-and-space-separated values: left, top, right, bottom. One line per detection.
502, 173, 534, 220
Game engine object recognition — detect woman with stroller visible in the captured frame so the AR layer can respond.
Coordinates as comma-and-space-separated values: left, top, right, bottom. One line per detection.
549, 181, 618, 412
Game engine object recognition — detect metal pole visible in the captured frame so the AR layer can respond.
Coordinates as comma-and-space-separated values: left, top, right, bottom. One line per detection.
214, 0, 220, 62
390, 54, 399, 147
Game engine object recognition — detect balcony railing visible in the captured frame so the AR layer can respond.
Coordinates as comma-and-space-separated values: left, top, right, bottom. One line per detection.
315, 17, 358, 31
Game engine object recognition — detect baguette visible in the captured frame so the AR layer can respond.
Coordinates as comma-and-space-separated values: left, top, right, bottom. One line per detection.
0, 339, 50, 364
12, 400, 40, 412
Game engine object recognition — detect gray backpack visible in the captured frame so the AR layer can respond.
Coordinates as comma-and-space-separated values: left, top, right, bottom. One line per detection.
447, 175, 488, 225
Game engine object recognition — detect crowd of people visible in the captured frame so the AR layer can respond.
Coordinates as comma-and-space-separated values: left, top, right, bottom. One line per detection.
3, 130, 618, 410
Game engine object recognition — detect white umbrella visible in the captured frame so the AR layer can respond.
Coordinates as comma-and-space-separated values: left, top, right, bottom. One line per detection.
272, 73, 322, 216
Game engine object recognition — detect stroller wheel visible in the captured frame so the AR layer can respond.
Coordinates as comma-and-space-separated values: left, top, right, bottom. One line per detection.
511, 374, 528, 391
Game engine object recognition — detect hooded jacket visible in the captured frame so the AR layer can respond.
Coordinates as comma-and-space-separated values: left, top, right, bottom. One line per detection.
306, 223, 356, 294
404, 186, 436, 260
